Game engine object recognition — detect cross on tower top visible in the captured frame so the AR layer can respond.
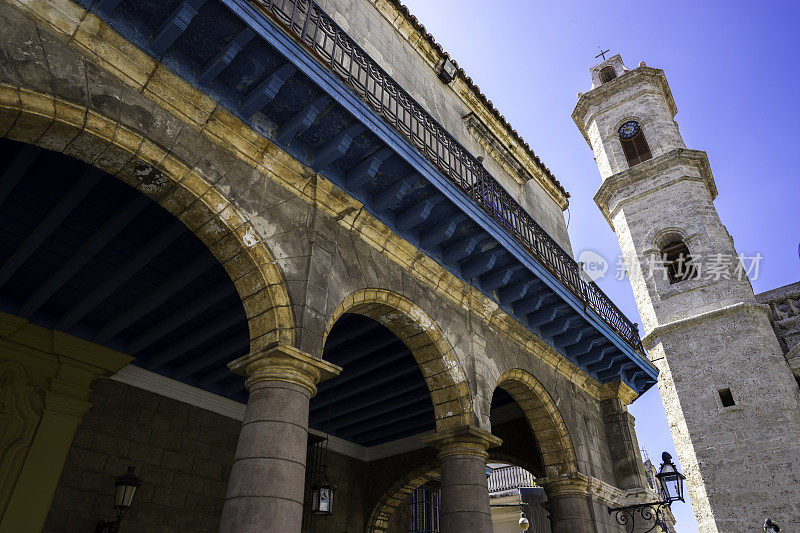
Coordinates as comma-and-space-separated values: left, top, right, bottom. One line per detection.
595, 46, 611, 61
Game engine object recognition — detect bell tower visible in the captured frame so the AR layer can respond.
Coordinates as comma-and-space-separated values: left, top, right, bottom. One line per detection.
573, 55, 800, 532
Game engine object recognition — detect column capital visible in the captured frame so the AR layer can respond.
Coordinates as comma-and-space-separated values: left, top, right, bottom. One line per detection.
422, 425, 501, 460
228, 343, 341, 396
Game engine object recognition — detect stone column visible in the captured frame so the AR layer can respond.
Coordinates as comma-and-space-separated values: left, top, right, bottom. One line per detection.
540, 473, 618, 533
423, 426, 501, 533
218, 344, 341, 533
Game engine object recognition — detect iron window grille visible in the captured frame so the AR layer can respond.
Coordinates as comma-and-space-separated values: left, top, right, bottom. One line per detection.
411, 486, 440, 533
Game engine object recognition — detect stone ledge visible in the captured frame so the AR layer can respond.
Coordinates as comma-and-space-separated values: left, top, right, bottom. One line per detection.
641, 301, 771, 348
594, 148, 716, 227
573, 65, 678, 143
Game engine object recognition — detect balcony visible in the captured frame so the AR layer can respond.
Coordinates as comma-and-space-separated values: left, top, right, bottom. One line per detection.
487, 466, 536, 494
82, 0, 657, 392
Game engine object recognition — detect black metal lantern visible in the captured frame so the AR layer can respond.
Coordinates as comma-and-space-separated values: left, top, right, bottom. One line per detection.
608, 451, 685, 532
96, 466, 142, 532
655, 452, 685, 504
311, 482, 334, 515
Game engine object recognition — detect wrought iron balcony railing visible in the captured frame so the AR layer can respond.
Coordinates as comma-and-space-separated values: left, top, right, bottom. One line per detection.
253, 0, 644, 354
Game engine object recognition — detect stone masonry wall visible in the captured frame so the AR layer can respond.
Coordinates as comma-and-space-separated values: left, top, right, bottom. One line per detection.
302, 448, 368, 533
315, 0, 572, 252
43, 378, 442, 533
44, 378, 240, 533
756, 281, 800, 354
1, 5, 651, 530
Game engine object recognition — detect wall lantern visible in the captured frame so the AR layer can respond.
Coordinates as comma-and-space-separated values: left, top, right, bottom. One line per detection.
96, 466, 143, 532
655, 452, 685, 504
438, 58, 457, 84
311, 465, 335, 515
607, 451, 685, 533
311, 483, 334, 515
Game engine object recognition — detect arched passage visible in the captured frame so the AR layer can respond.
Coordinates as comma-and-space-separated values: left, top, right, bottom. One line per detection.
324, 289, 473, 431
311, 312, 438, 445
493, 369, 578, 478
365, 453, 544, 533
0, 84, 295, 356
366, 463, 440, 533
0, 84, 297, 530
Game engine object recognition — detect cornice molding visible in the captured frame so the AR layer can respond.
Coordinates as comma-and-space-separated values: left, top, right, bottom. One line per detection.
641, 301, 770, 348
538, 472, 653, 506
593, 148, 716, 227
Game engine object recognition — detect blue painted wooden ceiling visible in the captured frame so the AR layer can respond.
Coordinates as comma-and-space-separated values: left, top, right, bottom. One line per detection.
75, 0, 657, 393
0, 139, 250, 398
0, 139, 437, 446
314, 313, 436, 446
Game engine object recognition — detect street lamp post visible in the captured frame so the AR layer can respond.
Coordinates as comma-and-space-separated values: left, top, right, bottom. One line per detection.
607, 452, 685, 533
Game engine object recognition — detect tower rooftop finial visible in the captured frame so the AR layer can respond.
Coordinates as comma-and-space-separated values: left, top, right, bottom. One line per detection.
595, 46, 611, 61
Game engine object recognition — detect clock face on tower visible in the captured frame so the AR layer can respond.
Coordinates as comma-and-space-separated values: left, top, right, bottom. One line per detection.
618, 121, 640, 139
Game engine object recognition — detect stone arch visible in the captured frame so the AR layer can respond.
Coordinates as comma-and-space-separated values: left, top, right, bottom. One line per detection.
324, 288, 473, 431
0, 83, 295, 352
366, 451, 537, 532
493, 369, 578, 478
644, 226, 702, 257
367, 463, 439, 533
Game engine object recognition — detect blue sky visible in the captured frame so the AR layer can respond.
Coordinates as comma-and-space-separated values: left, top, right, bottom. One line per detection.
400, 1, 800, 530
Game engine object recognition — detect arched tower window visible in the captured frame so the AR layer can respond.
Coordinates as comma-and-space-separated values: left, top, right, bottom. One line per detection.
599, 66, 617, 84
618, 121, 652, 167
661, 240, 697, 284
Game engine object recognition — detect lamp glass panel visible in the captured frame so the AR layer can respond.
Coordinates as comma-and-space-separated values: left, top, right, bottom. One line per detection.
114, 485, 137, 509
312, 488, 320, 512
318, 487, 331, 513
122, 485, 138, 507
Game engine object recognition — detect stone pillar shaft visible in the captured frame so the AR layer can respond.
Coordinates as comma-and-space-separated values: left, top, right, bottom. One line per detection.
540, 473, 628, 533
218, 344, 340, 533
546, 494, 595, 533
423, 426, 501, 533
